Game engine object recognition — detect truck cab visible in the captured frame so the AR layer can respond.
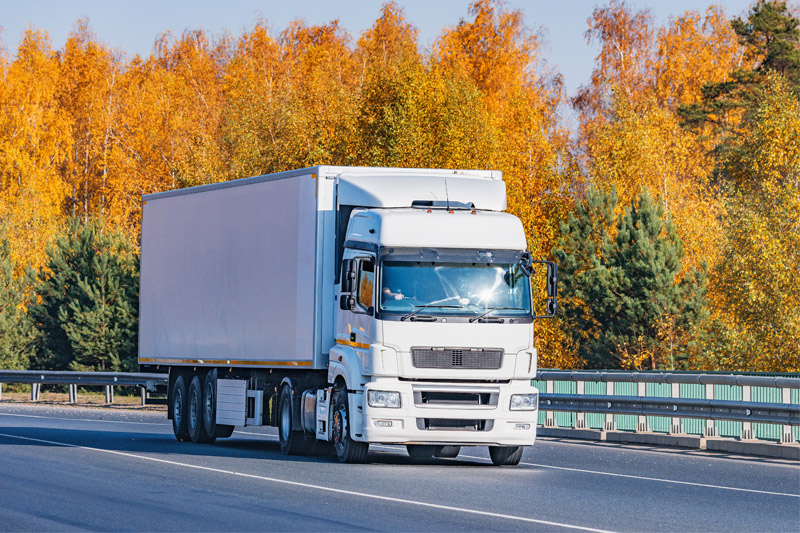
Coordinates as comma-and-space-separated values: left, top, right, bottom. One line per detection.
322, 173, 555, 465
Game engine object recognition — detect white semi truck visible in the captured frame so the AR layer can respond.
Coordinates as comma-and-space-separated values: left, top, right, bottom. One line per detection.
139, 166, 557, 466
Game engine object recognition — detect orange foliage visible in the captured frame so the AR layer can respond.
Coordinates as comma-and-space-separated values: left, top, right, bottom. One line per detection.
0, 1, 791, 372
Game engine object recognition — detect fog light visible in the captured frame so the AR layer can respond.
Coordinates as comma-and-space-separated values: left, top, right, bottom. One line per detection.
514, 423, 531, 430
375, 420, 393, 428
510, 393, 538, 411
368, 390, 401, 408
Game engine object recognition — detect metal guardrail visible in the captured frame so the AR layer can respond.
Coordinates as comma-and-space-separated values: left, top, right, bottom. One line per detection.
1, 369, 798, 445
0, 370, 168, 405
533, 370, 800, 445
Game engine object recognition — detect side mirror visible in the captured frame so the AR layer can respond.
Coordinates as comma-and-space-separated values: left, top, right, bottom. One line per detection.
367, 306, 375, 317
547, 262, 558, 298
341, 259, 356, 293
532, 260, 558, 319
339, 294, 354, 311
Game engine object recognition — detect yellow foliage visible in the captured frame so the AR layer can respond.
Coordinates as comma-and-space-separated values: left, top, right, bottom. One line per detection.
0, 29, 70, 271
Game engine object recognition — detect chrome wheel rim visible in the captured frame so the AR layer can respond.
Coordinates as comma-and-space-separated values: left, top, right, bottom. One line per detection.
174, 388, 183, 427
204, 382, 213, 422
280, 396, 291, 440
189, 389, 198, 429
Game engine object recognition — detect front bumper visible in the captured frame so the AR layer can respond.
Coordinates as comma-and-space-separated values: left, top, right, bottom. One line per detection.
359, 378, 538, 446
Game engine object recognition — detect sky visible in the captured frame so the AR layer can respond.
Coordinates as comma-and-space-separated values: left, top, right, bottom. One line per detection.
2, 0, 755, 101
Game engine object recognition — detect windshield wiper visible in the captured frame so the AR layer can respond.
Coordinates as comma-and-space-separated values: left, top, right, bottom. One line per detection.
468, 307, 527, 323
401, 297, 464, 321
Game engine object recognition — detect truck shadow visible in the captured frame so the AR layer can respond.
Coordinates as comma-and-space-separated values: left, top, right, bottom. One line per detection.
0, 426, 494, 467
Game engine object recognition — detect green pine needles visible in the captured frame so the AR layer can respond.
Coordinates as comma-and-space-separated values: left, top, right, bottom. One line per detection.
555, 188, 707, 370
28, 218, 139, 372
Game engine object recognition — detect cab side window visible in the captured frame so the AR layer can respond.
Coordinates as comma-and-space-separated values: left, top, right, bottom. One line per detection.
357, 260, 375, 310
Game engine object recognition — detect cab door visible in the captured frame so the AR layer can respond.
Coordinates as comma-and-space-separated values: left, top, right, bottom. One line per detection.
336, 251, 377, 357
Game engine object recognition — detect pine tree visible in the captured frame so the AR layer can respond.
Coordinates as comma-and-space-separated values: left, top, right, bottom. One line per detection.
0, 231, 35, 369
555, 189, 707, 369
679, 1, 800, 137
29, 218, 139, 371
553, 187, 617, 368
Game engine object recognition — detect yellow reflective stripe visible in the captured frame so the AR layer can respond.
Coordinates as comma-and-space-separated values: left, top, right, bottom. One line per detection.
335, 338, 370, 349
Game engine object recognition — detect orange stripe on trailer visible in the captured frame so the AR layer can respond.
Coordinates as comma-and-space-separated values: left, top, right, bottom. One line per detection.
138, 358, 313, 367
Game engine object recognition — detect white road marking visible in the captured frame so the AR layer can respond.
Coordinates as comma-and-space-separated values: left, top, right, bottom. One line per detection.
368, 446, 800, 499
0, 431, 614, 533
4, 410, 796, 500
0, 411, 168, 426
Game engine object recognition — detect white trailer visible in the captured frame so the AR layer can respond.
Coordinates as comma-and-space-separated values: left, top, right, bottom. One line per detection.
139, 166, 557, 465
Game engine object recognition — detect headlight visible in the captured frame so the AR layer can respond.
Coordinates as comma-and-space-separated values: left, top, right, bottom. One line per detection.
367, 390, 401, 408
510, 393, 538, 411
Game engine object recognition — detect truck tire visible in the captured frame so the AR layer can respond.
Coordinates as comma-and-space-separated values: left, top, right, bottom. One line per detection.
332, 388, 368, 463
188, 375, 216, 444
203, 369, 235, 439
434, 445, 461, 458
489, 445, 523, 466
278, 386, 314, 455
171, 374, 190, 442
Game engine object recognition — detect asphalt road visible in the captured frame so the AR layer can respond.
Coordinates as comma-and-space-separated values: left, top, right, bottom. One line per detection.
0, 403, 797, 532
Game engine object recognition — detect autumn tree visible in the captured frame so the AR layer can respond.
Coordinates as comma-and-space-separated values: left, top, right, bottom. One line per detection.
698, 75, 800, 372
222, 19, 358, 177
57, 19, 121, 220
0, 29, 70, 271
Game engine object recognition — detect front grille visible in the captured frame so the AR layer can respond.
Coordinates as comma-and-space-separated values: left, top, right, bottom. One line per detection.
414, 389, 499, 406
416, 418, 494, 431
412, 347, 503, 369
421, 391, 491, 405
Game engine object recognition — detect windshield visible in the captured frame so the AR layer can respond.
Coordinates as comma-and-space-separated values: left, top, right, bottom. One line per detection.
380, 261, 531, 317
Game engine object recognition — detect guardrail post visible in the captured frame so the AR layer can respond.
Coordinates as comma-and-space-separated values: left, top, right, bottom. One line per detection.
741, 386, 754, 440
68, 384, 77, 404
0, 382, 3, 401
140, 386, 146, 406
780, 388, 795, 444
669, 382, 683, 434
105, 385, 114, 404
604, 381, 616, 431
31, 383, 40, 401
545, 380, 556, 427
705, 384, 717, 437
575, 381, 586, 429
637, 382, 648, 432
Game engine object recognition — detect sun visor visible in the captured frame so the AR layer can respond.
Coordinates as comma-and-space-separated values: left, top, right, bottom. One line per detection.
337, 175, 507, 211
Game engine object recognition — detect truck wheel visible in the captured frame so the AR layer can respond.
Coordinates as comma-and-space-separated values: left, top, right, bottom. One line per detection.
434, 445, 461, 458
188, 375, 216, 444
332, 388, 368, 463
489, 445, 523, 466
171, 374, 190, 442
278, 386, 314, 455
203, 369, 234, 438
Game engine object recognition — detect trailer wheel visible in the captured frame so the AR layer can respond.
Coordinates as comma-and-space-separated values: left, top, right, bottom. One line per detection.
203, 369, 234, 439
332, 388, 368, 463
278, 386, 314, 455
489, 445, 523, 466
188, 375, 216, 444
171, 374, 190, 442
